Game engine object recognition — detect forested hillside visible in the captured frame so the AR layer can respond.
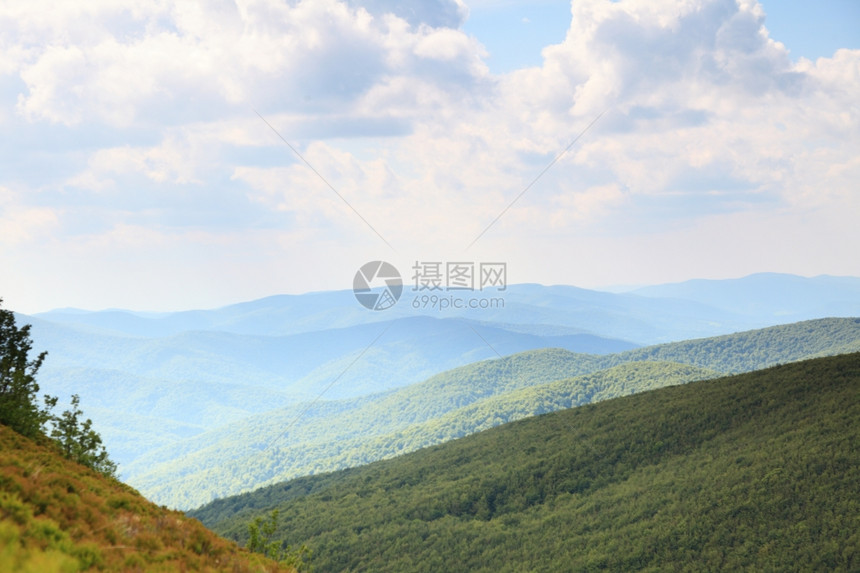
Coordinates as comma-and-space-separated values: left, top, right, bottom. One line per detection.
130, 318, 860, 508
193, 353, 860, 572
131, 361, 716, 507
605, 316, 860, 372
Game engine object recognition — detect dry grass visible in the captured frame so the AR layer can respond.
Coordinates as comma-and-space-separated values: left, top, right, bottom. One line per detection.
0, 424, 295, 572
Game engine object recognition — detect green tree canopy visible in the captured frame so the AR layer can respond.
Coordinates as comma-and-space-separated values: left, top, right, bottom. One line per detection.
0, 298, 55, 437
0, 298, 117, 478
51, 394, 118, 479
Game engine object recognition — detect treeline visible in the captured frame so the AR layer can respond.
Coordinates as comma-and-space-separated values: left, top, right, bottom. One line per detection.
0, 299, 116, 477
192, 353, 860, 572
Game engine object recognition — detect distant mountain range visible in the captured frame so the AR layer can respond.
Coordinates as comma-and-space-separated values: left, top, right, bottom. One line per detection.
630, 272, 860, 320
15, 273, 860, 508
33, 272, 860, 340
24, 314, 636, 462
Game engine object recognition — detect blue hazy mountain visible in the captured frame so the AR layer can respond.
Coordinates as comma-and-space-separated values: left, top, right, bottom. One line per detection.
631, 273, 860, 321
23, 311, 636, 468
36, 275, 860, 345
25, 313, 636, 399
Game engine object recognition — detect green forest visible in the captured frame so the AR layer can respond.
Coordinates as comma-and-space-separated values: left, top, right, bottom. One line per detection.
192, 352, 860, 572
132, 318, 860, 508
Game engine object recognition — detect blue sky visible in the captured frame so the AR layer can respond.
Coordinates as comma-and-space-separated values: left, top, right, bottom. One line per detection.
465, 0, 860, 72
0, 0, 858, 312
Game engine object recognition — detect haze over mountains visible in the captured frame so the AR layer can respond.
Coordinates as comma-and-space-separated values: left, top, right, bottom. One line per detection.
17, 272, 860, 508
122, 317, 860, 508
34, 273, 860, 341
631, 273, 860, 321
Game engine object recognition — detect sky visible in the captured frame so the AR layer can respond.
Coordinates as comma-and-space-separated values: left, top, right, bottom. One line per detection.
0, 0, 858, 313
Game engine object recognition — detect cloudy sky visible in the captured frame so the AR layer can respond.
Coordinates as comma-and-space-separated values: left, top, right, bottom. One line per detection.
1, 0, 858, 313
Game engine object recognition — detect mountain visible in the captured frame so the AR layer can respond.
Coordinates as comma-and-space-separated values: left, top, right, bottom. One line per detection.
33, 285, 727, 343
24, 313, 635, 466
125, 317, 860, 509
23, 274, 860, 473
123, 361, 717, 508
23, 313, 637, 405
34, 274, 860, 342
16, 276, 860, 509
631, 272, 860, 322
190, 352, 860, 572
603, 315, 860, 373
0, 424, 293, 572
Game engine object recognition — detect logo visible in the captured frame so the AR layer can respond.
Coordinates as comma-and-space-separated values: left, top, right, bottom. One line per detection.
353, 261, 403, 311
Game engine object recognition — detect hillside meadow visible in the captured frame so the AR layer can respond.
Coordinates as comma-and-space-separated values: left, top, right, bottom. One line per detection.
0, 424, 294, 572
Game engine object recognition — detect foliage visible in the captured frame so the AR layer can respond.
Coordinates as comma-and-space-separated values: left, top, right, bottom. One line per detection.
1, 299, 117, 479
604, 316, 860, 373
132, 358, 712, 508
0, 423, 295, 572
50, 394, 118, 479
193, 353, 860, 572
0, 298, 54, 438
247, 510, 312, 571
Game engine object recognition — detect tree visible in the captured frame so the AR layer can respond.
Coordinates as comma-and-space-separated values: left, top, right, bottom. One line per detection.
0, 298, 117, 478
247, 509, 312, 571
0, 298, 55, 438
50, 394, 118, 479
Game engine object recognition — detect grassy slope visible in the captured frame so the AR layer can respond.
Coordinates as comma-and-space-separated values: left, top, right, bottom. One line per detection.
193, 353, 860, 572
0, 425, 292, 572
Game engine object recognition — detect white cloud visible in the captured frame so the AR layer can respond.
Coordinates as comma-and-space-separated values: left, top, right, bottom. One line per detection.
6, 0, 486, 128
68, 132, 207, 191
0, 187, 59, 245
0, 0, 858, 311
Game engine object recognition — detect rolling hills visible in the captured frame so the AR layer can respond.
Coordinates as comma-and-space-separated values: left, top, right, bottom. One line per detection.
35, 274, 860, 341
191, 352, 860, 572
24, 314, 636, 466
21, 275, 860, 474
128, 317, 860, 508
16, 275, 860, 511
0, 424, 293, 572
126, 360, 717, 508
